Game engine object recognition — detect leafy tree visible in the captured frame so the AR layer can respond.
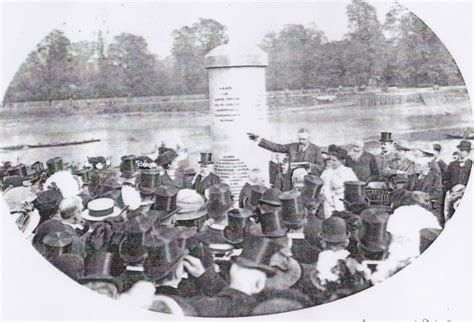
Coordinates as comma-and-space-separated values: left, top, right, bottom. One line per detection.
171, 18, 228, 94
261, 24, 326, 90
344, 0, 386, 86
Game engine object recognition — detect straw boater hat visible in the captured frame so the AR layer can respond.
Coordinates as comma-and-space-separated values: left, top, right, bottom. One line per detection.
81, 198, 122, 222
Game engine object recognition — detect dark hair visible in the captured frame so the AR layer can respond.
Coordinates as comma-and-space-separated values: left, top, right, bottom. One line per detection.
176, 215, 208, 231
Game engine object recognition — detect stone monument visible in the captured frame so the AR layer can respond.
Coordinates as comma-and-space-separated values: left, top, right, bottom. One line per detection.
204, 43, 270, 199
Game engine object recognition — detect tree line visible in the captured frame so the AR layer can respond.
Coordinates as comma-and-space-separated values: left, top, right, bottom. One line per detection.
3, 1, 464, 104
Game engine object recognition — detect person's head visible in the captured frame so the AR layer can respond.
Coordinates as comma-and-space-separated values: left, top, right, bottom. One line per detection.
348, 140, 365, 160
326, 147, 347, 170
199, 163, 214, 177
291, 168, 308, 188
414, 158, 431, 175
296, 129, 310, 147
380, 141, 395, 154
457, 140, 472, 159
452, 151, 460, 162
176, 215, 208, 231
229, 263, 267, 296
59, 196, 85, 225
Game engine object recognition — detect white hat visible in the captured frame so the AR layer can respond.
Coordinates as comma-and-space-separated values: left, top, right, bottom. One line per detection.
81, 198, 122, 221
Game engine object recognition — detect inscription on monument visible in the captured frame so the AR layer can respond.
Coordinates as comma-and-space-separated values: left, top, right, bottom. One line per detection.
215, 155, 249, 198
213, 86, 241, 123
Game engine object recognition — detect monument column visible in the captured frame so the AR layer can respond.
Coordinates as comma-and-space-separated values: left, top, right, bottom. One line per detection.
204, 43, 270, 199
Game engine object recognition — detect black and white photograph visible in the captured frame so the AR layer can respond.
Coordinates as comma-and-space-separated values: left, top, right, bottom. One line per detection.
0, 0, 472, 320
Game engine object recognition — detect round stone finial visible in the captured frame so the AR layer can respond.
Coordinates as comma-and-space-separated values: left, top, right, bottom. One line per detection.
204, 42, 268, 69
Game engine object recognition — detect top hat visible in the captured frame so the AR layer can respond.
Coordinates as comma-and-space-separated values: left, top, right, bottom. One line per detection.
379, 132, 393, 143
343, 181, 366, 205
42, 231, 74, 259
457, 140, 472, 151
198, 152, 214, 165
206, 183, 233, 219
259, 187, 282, 207
34, 189, 63, 221
137, 169, 161, 195
319, 217, 349, 243
154, 185, 179, 213
358, 208, 391, 252
32, 219, 74, 254
46, 157, 64, 174
51, 254, 84, 281
258, 211, 288, 238
74, 168, 91, 185
246, 185, 267, 210
7, 164, 28, 177
234, 235, 282, 275
279, 190, 306, 226
143, 230, 188, 282
419, 228, 441, 253
197, 224, 234, 253
301, 175, 324, 202
79, 252, 126, 288
120, 155, 137, 178
224, 208, 253, 244
118, 215, 153, 264
155, 149, 178, 167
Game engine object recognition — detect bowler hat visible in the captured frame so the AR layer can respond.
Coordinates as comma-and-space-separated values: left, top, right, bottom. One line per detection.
457, 140, 472, 151
155, 149, 178, 167
224, 208, 253, 244
343, 181, 366, 205
35, 189, 63, 222
46, 157, 64, 174
7, 164, 27, 177
51, 253, 84, 281
246, 185, 267, 210
279, 190, 306, 226
358, 208, 391, 252
234, 235, 282, 275
319, 217, 349, 243
257, 211, 288, 238
154, 185, 179, 213
42, 231, 74, 260
419, 228, 441, 253
198, 152, 214, 165
259, 187, 282, 207
118, 215, 153, 264
143, 230, 188, 281
379, 132, 393, 143
301, 175, 323, 202
120, 155, 137, 178
206, 183, 233, 219
79, 252, 126, 288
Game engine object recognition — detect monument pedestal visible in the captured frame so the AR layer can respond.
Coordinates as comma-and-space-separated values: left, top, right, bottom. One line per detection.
205, 43, 270, 198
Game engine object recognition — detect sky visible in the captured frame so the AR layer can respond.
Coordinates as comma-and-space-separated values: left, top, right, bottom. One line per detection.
0, 0, 397, 97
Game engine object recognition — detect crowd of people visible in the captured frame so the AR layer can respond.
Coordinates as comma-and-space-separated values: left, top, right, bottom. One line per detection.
0, 129, 471, 317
